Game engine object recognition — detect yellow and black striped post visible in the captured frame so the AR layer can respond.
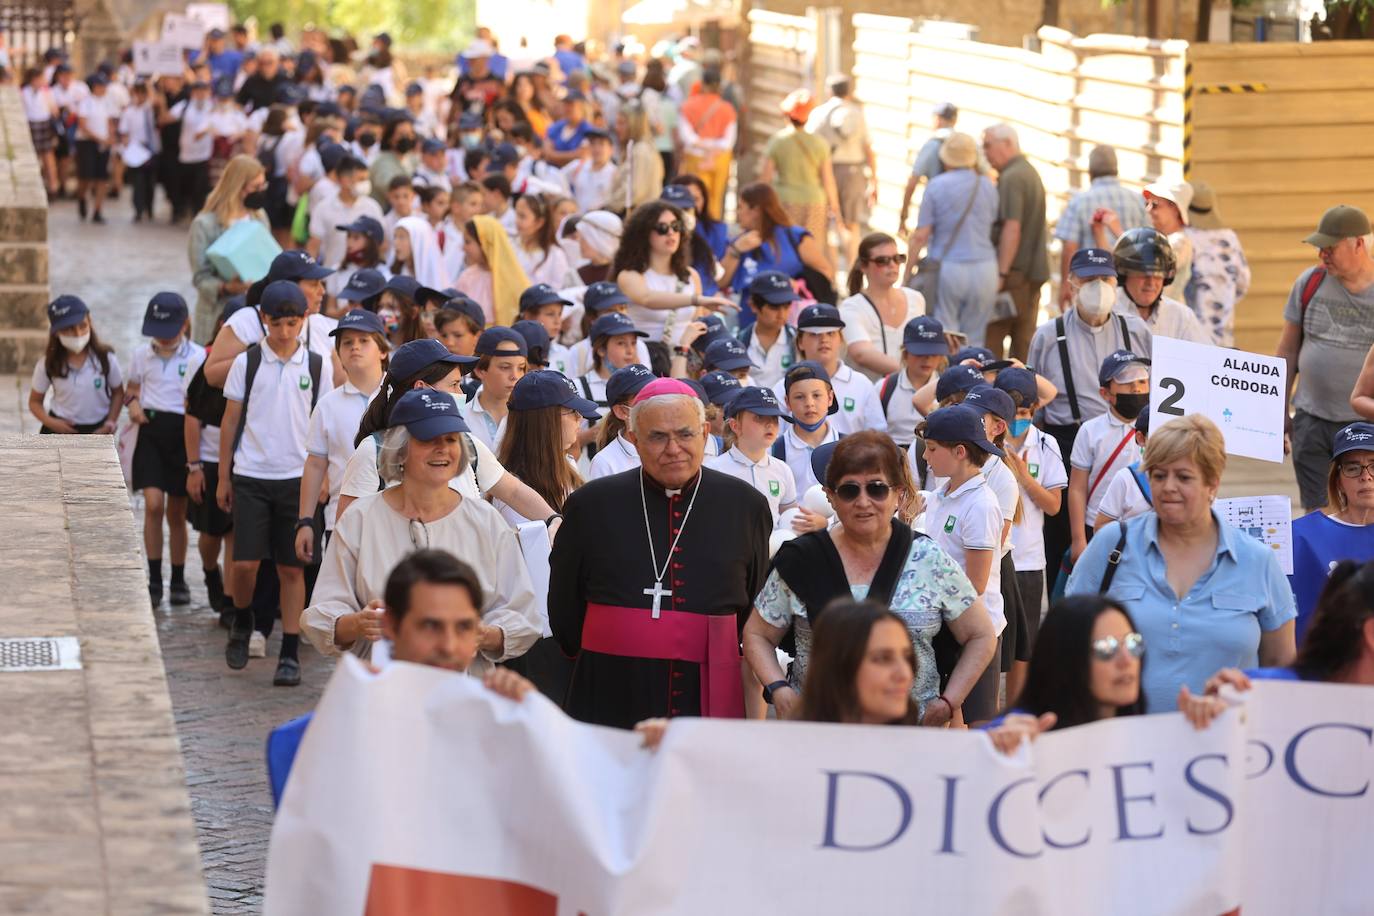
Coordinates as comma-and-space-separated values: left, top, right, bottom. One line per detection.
1183, 59, 1193, 180
1196, 82, 1269, 94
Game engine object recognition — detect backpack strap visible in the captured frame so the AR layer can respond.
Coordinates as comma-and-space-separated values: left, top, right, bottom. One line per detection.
1055, 315, 1081, 424
1099, 520, 1130, 594
771, 436, 786, 460
230, 345, 264, 461
1297, 267, 1327, 346
879, 372, 899, 413
307, 350, 323, 411
1129, 462, 1153, 506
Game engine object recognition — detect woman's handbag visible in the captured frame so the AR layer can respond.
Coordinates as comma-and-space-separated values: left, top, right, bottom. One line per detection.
910, 177, 981, 313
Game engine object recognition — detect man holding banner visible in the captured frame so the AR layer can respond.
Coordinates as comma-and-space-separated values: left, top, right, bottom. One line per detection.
549, 379, 772, 728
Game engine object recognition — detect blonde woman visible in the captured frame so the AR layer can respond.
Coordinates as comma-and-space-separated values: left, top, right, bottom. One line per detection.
609, 101, 664, 214
187, 155, 271, 342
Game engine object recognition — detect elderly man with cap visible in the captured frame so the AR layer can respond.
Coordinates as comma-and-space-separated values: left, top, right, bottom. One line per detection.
1054, 145, 1150, 310
898, 101, 958, 235
1110, 227, 1210, 345
783, 303, 886, 435
1280, 205, 1374, 513
550, 377, 772, 727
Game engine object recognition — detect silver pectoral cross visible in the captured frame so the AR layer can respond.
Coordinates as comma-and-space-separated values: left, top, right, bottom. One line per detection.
643, 580, 672, 619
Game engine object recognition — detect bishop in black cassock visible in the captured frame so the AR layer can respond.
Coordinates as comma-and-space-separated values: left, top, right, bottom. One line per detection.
549, 401, 771, 729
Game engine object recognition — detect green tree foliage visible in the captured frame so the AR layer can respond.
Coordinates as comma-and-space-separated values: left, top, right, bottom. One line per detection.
228, 0, 474, 51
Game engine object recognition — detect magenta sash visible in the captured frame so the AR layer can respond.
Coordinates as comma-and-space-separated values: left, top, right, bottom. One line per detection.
583, 603, 745, 719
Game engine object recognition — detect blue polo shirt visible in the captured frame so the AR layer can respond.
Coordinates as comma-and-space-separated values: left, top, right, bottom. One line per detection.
1288, 512, 1374, 644
1066, 510, 1296, 713
546, 119, 592, 153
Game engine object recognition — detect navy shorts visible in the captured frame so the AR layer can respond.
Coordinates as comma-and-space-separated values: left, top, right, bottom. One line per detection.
231, 474, 303, 567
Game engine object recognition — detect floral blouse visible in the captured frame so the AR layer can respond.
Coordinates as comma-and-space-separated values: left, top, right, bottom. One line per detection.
1184, 227, 1251, 348
755, 536, 977, 715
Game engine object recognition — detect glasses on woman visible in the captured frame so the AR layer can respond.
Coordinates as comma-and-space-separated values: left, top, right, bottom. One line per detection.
1091, 632, 1144, 662
652, 220, 683, 236
1339, 461, 1374, 479
865, 254, 907, 267
832, 480, 892, 502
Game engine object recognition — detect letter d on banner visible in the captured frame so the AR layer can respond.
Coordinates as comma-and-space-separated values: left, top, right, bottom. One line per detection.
819, 771, 913, 851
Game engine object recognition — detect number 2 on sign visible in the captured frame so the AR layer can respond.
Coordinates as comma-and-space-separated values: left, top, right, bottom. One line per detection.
1158, 377, 1186, 416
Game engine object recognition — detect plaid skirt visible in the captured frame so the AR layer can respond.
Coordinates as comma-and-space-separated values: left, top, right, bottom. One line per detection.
28, 119, 57, 154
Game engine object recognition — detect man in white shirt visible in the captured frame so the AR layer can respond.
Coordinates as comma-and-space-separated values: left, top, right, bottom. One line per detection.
562, 128, 616, 214
1112, 227, 1210, 345
74, 74, 117, 223
170, 80, 215, 218
308, 156, 384, 269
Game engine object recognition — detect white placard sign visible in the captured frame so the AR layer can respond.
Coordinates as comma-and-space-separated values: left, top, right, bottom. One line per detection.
132, 40, 185, 77
1148, 335, 1286, 463
1215, 494, 1293, 575
185, 3, 232, 33
161, 13, 206, 50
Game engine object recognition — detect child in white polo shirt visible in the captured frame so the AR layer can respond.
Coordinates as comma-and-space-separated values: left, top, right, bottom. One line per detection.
587, 364, 656, 480
1069, 350, 1150, 562
773, 360, 841, 498
879, 315, 947, 448
1094, 410, 1152, 531
786, 303, 886, 436
219, 281, 333, 686
918, 403, 1005, 724
126, 292, 204, 607
708, 387, 798, 527
29, 295, 124, 435
467, 327, 529, 455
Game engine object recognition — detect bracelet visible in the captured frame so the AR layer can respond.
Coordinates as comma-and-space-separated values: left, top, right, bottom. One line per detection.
544, 513, 563, 528
186, 462, 203, 472
936, 694, 955, 714
727, 245, 741, 257
295, 517, 316, 532
673, 346, 690, 357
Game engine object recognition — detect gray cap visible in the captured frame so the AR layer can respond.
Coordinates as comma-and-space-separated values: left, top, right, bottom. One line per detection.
1304, 204, 1371, 248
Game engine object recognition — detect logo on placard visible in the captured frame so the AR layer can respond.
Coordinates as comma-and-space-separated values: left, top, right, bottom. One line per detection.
1222, 408, 1233, 424
768, 480, 781, 497
943, 515, 956, 533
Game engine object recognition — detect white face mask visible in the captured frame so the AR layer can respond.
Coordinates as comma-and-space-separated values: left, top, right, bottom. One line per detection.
354, 179, 372, 199
60, 332, 90, 352
1075, 279, 1115, 319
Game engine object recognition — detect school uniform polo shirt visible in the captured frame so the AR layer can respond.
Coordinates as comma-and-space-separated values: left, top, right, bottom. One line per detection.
224, 342, 333, 480
568, 338, 651, 379
925, 455, 1019, 552
587, 433, 640, 480
182, 349, 219, 464
742, 325, 796, 391
775, 423, 840, 495
818, 363, 886, 436
1097, 464, 1151, 528
1007, 427, 1068, 572
924, 474, 1005, 636
129, 339, 205, 413
882, 369, 925, 446
31, 351, 125, 426
306, 380, 379, 530
577, 371, 609, 407
1070, 410, 1142, 523
226, 306, 338, 364
547, 341, 574, 377
707, 445, 798, 525
465, 386, 508, 455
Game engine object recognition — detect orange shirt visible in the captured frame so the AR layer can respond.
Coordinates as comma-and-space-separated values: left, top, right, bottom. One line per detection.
680, 91, 736, 140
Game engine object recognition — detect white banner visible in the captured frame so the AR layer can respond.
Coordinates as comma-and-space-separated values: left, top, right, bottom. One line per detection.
266, 659, 1373, 915
185, 2, 232, 33
161, 13, 206, 50
132, 40, 185, 77
1148, 336, 1287, 463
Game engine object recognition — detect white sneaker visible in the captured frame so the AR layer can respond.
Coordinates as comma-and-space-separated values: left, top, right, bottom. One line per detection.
248, 631, 267, 658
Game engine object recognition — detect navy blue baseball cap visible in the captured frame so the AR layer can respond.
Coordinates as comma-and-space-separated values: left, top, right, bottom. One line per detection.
489, 142, 520, 168
511, 319, 552, 357
811, 440, 840, 485
1098, 349, 1151, 388
725, 385, 792, 421
260, 280, 309, 318
329, 308, 388, 338
660, 184, 695, 211
141, 292, 189, 338
388, 389, 470, 438
994, 366, 1038, 405
510, 369, 601, 420
583, 281, 632, 312
680, 378, 711, 407
319, 142, 348, 174
590, 311, 647, 341
337, 268, 387, 301
783, 360, 840, 415
420, 137, 446, 155
519, 283, 572, 313
1333, 422, 1374, 460
703, 337, 751, 372
457, 112, 483, 131
443, 296, 487, 329
221, 294, 248, 324
748, 270, 800, 306
475, 326, 528, 356
962, 384, 1016, 424
606, 364, 656, 404
338, 215, 385, 244
1070, 247, 1117, 279
389, 338, 477, 379
404, 81, 424, 96
954, 345, 996, 366
270, 249, 334, 281
797, 303, 845, 331
691, 314, 730, 354
47, 295, 89, 332
922, 404, 1004, 457
699, 370, 744, 407
385, 274, 441, 304
903, 315, 947, 356
935, 364, 986, 402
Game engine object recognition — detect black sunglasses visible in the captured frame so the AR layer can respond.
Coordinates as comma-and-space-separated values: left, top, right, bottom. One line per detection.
865, 254, 907, 267
833, 480, 893, 502
652, 220, 684, 236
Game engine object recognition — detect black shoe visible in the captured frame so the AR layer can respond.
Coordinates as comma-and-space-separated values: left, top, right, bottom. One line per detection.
226, 622, 251, 670
169, 580, 190, 605
77, 197, 87, 220
218, 607, 235, 630
205, 569, 224, 612
91, 211, 105, 224
273, 656, 301, 687
149, 580, 162, 607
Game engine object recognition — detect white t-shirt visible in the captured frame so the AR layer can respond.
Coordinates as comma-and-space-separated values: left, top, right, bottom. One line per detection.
774, 423, 840, 495
309, 193, 385, 269
1070, 411, 1143, 524
305, 380, 378, 530
628, 269, 694, 345
128, 339, 205, 413
223, 342, 333, 480
22, 85, 55, 122
209, 104, 248, 141
587, 433, 640, 480
562, 159, 616, 214
707, 446, 798, 526
1097, 464, 1152, 527
77, 94, 118, 143
336, 431, 504, 503
170, 99, 213, 162
1008, 427, 1068, 571
30, 350, 124, 425
925, 453, 1018, 552
839, 288, 926, 381
924, 474, 1005, 636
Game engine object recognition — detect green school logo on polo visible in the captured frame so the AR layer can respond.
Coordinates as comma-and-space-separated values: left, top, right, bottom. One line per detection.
943, 515, 956, 533
1029, 462, 1040, 478
178, 363, 187, 377
768, 480, 781, 497
843, 397, 855, 412
781, 355, 793, 369
299, 374, 311, 390
93, 377, 102, 390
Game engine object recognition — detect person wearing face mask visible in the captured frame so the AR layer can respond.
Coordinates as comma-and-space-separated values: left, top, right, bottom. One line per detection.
307, 156, 384, 272
1067, 351, 1151, 563
187, 155, 272, 342
349, 119, 382, 167
368, 114, 416, 208
1110, 227, 1211, 345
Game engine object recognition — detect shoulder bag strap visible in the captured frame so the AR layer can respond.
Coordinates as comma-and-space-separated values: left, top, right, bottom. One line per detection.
1298, 266, 1327, 347
372, 430, 386, 491
936, 173, 981, 263
1055, 315, 1082, 424
1089, 428, 1138, 503
307, 351, 323, 411
859, 292, 889, 355
1098, 521, 1130, 593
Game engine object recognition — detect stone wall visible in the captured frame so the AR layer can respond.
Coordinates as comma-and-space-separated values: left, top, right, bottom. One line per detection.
0, 86, 50, 375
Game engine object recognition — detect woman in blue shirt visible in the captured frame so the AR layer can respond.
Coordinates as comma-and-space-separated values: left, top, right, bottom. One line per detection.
1288, 421, 1374, 644
668, 175, 730, 289
725, 183, 835, 327
1066, 414, 1296, 712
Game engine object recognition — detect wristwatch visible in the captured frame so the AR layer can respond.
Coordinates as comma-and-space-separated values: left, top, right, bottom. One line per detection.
294, 516, 316, 532
186, 461, 203, 472
762, 679, 791, 705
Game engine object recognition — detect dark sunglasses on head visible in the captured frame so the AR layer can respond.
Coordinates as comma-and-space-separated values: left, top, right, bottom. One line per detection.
652, 220, 683, 236
833, 480, 892, 502
1091, 632, 1144, 662
865, 254, 907, 267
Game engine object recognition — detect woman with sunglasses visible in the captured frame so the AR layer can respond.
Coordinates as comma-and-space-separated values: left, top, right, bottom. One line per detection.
839, 233, 926, 381
744, 431, 997, 725
1288, 421, 1374, 645
613, 202, 736, 352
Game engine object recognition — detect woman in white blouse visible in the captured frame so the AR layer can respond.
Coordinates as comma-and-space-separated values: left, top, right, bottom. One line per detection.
302, 388, 542, 671
839, 233, 926, 381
